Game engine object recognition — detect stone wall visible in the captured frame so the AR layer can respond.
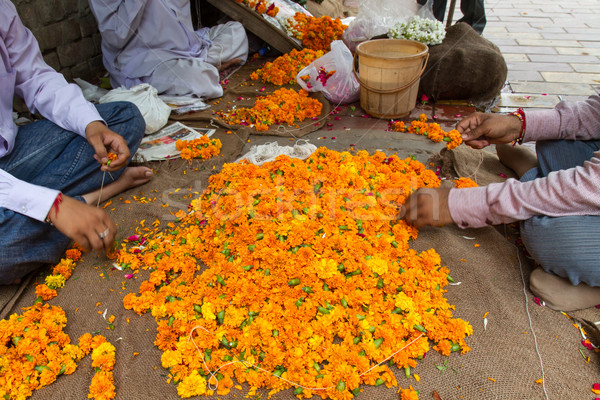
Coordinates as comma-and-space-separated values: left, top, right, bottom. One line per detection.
11, 0, 104, 82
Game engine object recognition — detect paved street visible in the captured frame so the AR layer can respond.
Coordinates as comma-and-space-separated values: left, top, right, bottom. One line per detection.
456, 0, 600, 109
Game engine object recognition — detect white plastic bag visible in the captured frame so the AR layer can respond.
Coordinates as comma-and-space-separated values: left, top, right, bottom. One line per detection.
237, 140, 316, 165
295, 41, 360, 105
74, 78, 109, 103
99, 83, 171, 135
342, 0, 418, 52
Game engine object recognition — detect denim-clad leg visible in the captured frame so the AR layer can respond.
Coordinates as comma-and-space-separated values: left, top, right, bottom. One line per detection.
0, 101, 144, 284
520, 139, 600, 287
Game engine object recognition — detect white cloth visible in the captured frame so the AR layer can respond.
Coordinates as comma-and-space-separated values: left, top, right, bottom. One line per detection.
89, 0, 249, 98
150, 22, 249, 98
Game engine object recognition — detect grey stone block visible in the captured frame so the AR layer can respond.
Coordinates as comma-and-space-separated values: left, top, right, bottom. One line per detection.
79, 13, 99, 37
89, 55, 106, 78
80, 36, 96, 60
15, 3, 37, 29
37, 24, 62, 52
43, 51, 61, 71
70, 61, 90, 80
61, 19, 82, 44
35, 0, 66, 24
57, 40, 83, 67
58, 67, 73, 82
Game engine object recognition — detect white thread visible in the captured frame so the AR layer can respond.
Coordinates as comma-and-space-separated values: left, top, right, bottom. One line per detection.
187, 325, 423, 392
97, 170, 107, 208
516, 248, 550, 400
503, 225, 550, 400
456, 150, 484, 185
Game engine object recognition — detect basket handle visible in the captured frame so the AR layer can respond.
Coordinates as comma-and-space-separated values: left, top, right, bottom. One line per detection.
353, 52, 429, 95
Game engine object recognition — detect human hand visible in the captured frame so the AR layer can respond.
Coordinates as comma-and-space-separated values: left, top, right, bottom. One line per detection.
85, 121, 131, 171
401, 187, 453, 228
47, 195, 116, 253
456, 112, 522, 149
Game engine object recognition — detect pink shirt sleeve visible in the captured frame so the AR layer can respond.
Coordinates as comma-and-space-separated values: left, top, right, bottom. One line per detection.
449, 95, 600, 228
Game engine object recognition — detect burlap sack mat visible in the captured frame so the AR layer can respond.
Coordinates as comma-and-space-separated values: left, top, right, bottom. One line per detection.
0, 133, 595, 399
432, 145, 519, 186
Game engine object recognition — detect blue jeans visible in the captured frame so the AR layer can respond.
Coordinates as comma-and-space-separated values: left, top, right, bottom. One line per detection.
0, 102, 145, 285
520, 139, 600, 287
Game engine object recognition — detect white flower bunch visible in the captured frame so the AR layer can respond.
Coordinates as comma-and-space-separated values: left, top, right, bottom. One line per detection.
388, 16, 446, 45
279, 16, 301, 38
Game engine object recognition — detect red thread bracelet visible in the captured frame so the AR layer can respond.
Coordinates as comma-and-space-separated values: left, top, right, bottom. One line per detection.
45, 192, 63, 225
509, 108, 526, 146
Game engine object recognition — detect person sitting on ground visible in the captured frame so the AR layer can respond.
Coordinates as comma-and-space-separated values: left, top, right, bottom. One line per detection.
88, 0, 249, 99
403, 95, 600, 311
0, 0, 153, 285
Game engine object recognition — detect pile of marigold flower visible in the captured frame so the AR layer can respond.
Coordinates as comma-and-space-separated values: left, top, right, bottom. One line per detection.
389, 114, 463, 150
250, 48, 325, 85
235, 0, 278, 17
282, 13, 347, 51
218, 87, 322, 131
118, 148, 472, 400
0, 304, 116, 400
176, 136, 222, 161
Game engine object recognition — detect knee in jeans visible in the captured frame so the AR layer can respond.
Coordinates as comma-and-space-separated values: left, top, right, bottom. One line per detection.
109, 101, 145, 145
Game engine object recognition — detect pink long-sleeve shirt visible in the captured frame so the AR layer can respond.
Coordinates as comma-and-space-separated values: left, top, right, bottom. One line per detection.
449, 95, 600, 228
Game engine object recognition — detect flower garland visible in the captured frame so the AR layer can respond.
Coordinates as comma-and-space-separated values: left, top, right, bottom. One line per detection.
388, 16, 446, 46
0, 303, 115, 400
217, 87, 322, 131
1, 244, 117, 400
388, 114, 463, 150
176, 136, 222, 161
281, 13, 346, 51
118, 148, 472, 400
250, 49, 325, 85
235, 0, 278, 17
35, 247, 82, 301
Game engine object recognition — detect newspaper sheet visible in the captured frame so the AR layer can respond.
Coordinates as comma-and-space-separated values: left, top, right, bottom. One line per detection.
134, 122, 215, 162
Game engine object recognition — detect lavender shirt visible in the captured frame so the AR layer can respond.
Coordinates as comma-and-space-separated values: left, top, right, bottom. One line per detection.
0, 0, 101, 221
449, 95, 600, 228
89, 0, 213, 89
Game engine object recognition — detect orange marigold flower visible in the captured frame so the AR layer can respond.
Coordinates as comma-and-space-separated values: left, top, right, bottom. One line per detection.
88, 371, 116, 400
453, 177, 478, 188
65, 248, 82, 261
35, 283, 57, 300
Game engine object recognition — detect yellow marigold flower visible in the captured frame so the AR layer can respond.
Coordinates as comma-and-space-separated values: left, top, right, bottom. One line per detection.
313, 258, 338, 279
367, 256, 389, 275
161, 349, 183, 369
91, 342, 116, 371
201, 303, 216, 320
45, 274, 66, 289
177, 370, 207, 398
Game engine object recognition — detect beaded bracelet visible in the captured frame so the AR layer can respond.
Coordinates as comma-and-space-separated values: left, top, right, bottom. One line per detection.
509, 108, 526, 146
